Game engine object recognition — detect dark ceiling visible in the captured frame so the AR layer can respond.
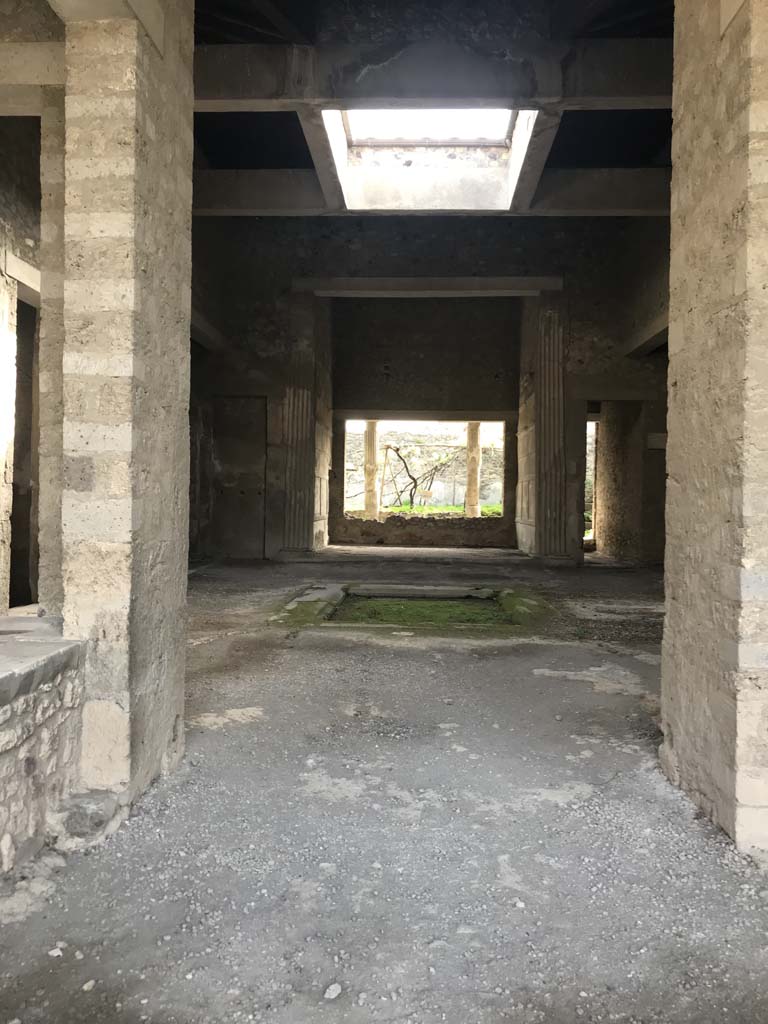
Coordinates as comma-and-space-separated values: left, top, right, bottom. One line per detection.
195, 112, 314, 168
547, 111, 672, 169
195, 0, 674, 45
195, 0, 314, 44
193, 1, 674, 183
578, 0, 674, 38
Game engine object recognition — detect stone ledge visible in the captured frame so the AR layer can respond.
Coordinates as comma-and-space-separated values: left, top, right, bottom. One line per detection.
0, 614, 84, 708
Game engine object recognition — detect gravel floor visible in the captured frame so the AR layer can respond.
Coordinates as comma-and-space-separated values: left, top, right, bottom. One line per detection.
1, 555, 766, 1024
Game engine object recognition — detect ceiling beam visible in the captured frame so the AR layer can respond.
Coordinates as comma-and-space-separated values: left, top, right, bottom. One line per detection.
294, 277, 563, 297
4, 37, 671, 111
621, 310, 669, 357
194, 38, 672, 111
296, 105, 346, 211
190, 307, 229, 352
193, 167, 670, 218
529, 167, 670, 217
194, 169, 328, 216
511, 111, 562, 212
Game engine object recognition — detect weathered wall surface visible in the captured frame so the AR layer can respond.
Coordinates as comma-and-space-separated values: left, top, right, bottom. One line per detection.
662, 0, 768, 850
333, 297, 520, 414
0, 0, 62, 42
61, 3, 194, 800
0, 641, 84, 873
0, 118, 41, 264
194, 216, 667, 557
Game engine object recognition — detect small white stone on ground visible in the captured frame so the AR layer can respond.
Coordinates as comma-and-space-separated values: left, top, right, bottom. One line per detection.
82, 980, 95, 992
324, 982, 342, 1000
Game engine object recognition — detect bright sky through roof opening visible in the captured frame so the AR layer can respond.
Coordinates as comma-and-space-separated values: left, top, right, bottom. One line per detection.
345, 108, 513, 144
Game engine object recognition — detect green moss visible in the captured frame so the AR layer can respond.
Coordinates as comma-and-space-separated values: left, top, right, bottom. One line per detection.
383, 503, 503, 517
331, 596, 508, 627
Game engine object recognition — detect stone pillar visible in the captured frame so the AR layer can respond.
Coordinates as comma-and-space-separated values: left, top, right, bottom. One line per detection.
37, 87, 65, 620
313, 298, 332, 548
662, 0, 768, 850
0, 269, 18, 615
465, 420, 482, 517
61, 6, 194, 797
283, 295, 317, 552
594, 401, 644, 562
515, 294, 578, 562
364, 420, 378, 520
328, 415, 346, 530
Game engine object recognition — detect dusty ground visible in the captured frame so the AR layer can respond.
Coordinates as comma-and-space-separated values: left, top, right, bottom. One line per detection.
2, 550, 768, 1023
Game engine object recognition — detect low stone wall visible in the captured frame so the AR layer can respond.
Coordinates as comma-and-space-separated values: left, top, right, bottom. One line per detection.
330, 512, 516, 548
0, 624, 85, 872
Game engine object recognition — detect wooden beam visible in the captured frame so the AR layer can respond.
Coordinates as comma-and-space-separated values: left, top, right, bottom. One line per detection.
193, 169, 328, 216
296, 105, 346, 210
622, 310, 670, 357
193, 168, 670, 218
511, 111, 561, 211
190, 307, 228, 353
293, 277, 564, 297
529, 168, 671, 217
194, 43, 315, 111
194, 39, 672, 111
3, 251, 41, 309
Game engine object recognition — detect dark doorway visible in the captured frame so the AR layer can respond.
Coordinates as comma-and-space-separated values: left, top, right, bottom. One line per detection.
10, 299, 38, 607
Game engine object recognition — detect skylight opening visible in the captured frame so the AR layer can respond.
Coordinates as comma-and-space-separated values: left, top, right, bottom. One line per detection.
344, 108, 514, 147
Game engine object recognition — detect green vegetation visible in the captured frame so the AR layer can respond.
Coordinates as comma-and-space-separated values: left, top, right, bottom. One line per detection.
331, 589, 554, 629
384, 503, 503, 517
332, 596, 509, 627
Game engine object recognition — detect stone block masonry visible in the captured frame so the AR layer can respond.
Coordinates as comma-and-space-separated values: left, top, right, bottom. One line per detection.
61, 2, 194, 798
0, 633, 84, 873
663, 0, 768, 850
